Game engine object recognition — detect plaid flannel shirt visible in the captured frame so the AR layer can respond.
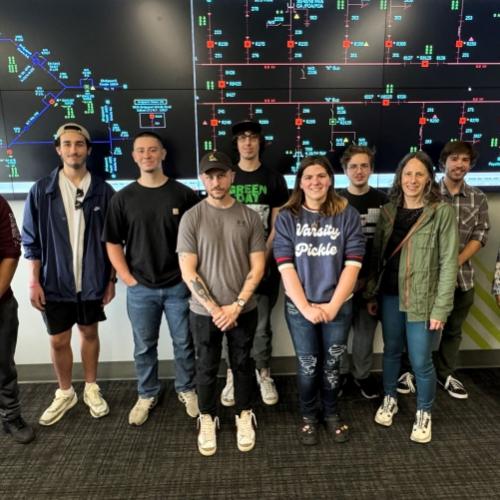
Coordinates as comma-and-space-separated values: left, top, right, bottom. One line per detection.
440, 178, 489, 291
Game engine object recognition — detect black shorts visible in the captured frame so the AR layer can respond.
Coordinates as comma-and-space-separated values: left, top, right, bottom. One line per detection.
42, 295, 106, 335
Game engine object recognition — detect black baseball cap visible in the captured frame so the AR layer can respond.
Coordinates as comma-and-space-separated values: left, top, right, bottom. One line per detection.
199, 151, 233, 174
231, 120, 262, 136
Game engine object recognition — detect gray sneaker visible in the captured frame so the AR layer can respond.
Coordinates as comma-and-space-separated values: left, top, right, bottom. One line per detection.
39, 388, 78, 426
83, 383, 110, 418
128, 396, 158, 426
178, 390, 199, 418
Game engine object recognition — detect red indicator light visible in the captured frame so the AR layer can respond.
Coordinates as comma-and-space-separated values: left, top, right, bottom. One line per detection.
421, 60, 429, 68
455, 40, 464, 48
287, 40, 295, 49
217, 80, 226, 89
384, 40, 393, 48
418, 117, 427, 125
458, 117, 467, 125
210, 119, 219, 127
295, 118, 303, 126
206, 40, 215, 49
243, 40, 252, 48
382, 99, 390, 107
342, 40, 351, 49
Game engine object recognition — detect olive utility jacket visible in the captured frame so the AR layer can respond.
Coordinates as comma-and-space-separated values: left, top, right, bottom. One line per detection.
365, 201, 459, 323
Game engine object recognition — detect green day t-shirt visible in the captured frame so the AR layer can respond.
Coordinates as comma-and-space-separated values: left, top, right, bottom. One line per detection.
230, 165, 289, 238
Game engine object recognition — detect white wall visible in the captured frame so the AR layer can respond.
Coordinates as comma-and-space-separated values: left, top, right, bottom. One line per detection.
8, 192, 500, 366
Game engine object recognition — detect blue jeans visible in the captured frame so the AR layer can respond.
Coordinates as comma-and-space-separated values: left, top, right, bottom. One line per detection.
285, 299, 352, 421
381, 295, 437, 411
127, 281, 195, 397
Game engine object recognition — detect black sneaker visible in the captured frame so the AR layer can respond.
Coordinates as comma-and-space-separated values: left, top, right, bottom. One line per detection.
299, 418, 318, 446
354, 375, 380, 399
2, 416, 35, 444
324, 414, 350, 443
438, 375, 468, 399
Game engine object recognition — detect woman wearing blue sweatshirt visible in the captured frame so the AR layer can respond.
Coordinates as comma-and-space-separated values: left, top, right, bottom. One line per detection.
274, 156, 365, 445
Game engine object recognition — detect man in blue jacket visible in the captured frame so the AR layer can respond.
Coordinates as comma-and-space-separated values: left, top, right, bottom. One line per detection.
22, 123, 116, 426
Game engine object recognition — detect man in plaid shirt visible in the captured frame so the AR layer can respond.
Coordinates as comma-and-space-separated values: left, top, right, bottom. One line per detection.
435, 140, 489, 399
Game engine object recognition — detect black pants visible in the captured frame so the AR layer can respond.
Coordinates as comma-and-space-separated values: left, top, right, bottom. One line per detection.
190, 309, 257, 416
0, 296, 21, 422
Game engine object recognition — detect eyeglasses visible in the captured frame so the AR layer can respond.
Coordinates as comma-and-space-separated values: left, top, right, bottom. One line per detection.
75, 188, 84, 210
346, 164, 371, 171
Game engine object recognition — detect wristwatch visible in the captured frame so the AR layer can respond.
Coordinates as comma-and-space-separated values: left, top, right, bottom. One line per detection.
235, 297, 246, 308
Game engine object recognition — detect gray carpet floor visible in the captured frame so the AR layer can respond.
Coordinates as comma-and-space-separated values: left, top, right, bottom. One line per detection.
1, 369, 499, 499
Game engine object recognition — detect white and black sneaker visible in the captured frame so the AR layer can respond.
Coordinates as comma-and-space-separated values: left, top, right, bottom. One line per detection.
438, 375, 468, 399
410, 409, 432, 443
396, 372, 416, 395
374, 395, 398, 427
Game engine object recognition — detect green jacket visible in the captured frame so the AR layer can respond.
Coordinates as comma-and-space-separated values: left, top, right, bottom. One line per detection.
365, 201, 459, 322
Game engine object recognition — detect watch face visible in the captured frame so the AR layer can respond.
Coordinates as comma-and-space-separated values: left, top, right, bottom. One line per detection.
237, 299, 246, 307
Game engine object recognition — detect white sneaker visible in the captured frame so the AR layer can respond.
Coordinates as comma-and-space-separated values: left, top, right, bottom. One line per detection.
220, 369, 235, 407
197, 414, 219, 456
374, 395, 398, 427
83, 383, 110, 418
235, 410, 257, 452
397, 372, 416, 395
256, 369, 279, 406
128, 396, 158, 426
178, 390, 199, 418
39, 388, 78, 426
410, 409, 432, 443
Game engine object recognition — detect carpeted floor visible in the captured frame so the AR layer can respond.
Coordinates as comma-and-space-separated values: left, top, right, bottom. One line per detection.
1, 369, 499, 499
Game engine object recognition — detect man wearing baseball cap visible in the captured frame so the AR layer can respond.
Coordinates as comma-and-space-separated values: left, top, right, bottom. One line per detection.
177, 151, 265, 456
22, 123, 116, 425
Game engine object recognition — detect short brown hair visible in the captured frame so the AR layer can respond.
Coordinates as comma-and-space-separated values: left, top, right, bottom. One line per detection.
340, 145, 375, 171
439, 140, 478, 168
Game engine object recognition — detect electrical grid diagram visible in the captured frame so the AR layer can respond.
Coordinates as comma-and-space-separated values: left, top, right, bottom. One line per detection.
1, 0, 499, 195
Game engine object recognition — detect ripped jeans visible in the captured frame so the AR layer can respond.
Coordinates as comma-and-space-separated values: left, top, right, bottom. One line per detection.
285, 299, 352, 421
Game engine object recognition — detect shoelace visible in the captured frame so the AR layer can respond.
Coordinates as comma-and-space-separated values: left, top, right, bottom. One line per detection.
238, 412, 257, 437
447, 377, 464, 391
199, 416, 217, 441
136, 398, 155, 410
415, 410, 430, 429
260, 377, 275, 395
86, 386, 103, 405
400, 373, 416, 393
382, 395, 395, 412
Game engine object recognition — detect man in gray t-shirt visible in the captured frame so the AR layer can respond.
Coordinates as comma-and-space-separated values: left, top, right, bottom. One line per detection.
177, 151, 265, 457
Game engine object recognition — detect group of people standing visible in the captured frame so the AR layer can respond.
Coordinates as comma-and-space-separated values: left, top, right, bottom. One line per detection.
0, 120, 497, 456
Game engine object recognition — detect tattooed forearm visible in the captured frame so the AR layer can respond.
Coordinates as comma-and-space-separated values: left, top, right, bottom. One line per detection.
191, 276, 216, 304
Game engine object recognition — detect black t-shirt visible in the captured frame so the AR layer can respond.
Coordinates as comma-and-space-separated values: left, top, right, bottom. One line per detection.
103, 179, 199, 288
230, 164, 289, 238
381, 206, 424, 295
340, 187, 388, 279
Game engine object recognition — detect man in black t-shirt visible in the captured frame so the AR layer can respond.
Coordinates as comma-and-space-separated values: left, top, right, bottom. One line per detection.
219, 120, 289, 407
339, 145, 388, 399
103, 132, 199, 426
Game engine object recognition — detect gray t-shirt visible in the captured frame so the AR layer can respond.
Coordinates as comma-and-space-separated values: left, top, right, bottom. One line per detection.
177, 199, 266, 316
